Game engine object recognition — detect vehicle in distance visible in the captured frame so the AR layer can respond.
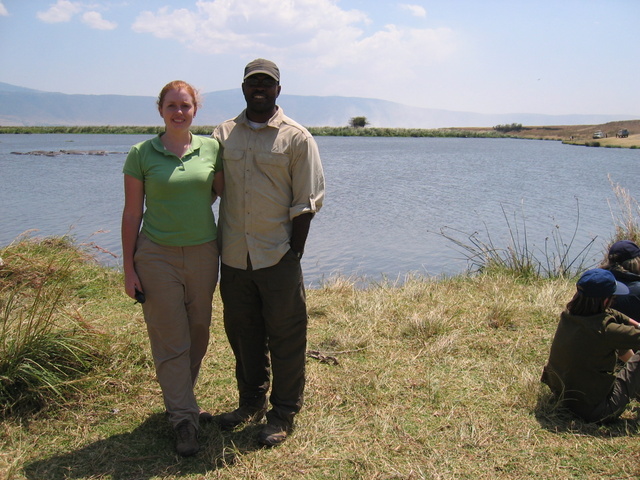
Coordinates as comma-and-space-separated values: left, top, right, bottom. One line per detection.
616, 129, 629, 138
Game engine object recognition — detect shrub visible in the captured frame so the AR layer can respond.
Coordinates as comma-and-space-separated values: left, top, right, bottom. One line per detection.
493, 123, 523, 133
349, 116, 370, 128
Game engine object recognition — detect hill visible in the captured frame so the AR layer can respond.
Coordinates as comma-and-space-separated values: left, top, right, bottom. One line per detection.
451, 120, 640, 147
0, 81, 638, 129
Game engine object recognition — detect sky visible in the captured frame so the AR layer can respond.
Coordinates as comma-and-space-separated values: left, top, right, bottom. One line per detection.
0, 0, 638, 116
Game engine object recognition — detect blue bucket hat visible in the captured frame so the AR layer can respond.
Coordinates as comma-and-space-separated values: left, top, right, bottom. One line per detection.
576, 268, 629, 298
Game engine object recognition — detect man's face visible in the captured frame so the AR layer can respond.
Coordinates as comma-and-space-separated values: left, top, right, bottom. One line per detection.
242, 74, 281, 118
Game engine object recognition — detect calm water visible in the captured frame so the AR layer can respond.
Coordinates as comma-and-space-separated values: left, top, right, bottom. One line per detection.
1, 134, 638, 286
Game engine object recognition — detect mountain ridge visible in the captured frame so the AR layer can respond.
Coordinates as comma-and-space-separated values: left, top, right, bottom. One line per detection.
0, 81, 637, 129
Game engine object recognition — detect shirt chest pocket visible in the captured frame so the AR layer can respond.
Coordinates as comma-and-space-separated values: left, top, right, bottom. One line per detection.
223, 148, 245, 162
256, 152, 289, 168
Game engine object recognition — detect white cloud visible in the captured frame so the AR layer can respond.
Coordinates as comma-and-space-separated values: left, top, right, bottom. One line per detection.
37, 0, 82, 23
36, 1, 117, 30
299, 23, 458, 102
0, 2, 8, 16
128, 0, 460, 104
132, 0, 371, 54
400, 4, 427, 18
82, 11, 117, 30
130, 0, 455, 77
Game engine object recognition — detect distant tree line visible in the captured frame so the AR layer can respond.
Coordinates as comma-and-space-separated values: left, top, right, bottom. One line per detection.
0, 125, 510, 139
309, 127, 507, 138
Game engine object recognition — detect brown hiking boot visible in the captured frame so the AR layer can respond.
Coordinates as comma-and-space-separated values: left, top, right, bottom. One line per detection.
175, 420, 199, 457
218, 405, 266, 431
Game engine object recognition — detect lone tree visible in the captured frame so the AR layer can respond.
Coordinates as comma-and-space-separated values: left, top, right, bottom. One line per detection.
349, 116, 369, 128
493, 123, 523, 133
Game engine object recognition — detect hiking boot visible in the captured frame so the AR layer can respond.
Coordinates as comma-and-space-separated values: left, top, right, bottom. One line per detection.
175, 419, 199, 457
258, 422, 290, 447
199, 408, 214, 423
218, 405, 266, 431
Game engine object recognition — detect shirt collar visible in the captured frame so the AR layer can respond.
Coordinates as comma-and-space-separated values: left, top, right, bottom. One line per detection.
237, 106, 283, 129
151, 133, 203, 157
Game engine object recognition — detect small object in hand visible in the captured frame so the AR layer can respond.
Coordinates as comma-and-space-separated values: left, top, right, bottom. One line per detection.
134, 288, 146, 304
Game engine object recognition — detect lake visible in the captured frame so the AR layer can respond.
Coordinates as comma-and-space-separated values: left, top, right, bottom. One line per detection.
1, 134, 638, 286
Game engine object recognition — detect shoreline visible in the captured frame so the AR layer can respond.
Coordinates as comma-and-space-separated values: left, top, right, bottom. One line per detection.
1, 119, 639, 149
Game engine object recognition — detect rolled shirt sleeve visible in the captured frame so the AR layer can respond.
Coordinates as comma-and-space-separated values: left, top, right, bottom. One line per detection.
289, 126, 324, 220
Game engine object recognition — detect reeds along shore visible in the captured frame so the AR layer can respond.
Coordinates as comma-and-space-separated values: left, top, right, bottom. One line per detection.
0, 124, 505, 138
3, 123, 639, 147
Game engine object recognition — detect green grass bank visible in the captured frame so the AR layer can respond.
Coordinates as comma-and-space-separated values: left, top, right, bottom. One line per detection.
2, 233, 640, 480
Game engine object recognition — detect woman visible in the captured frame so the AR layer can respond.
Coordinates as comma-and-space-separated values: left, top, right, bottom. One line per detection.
541, 268, 640, 423
600, 240, 640, 321
121, 80, 223, 457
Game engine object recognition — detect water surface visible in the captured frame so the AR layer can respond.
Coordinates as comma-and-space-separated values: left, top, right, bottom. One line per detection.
1, 134, 638, 285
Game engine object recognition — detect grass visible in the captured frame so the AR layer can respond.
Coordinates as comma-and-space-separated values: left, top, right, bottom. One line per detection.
3, 121, 638, 147
608, 175, 640, 245
1, 183, 639, 479
0, 237, 112, 415
0, 125, 508, 139
2, 241, 640, 479
438, 199, 597, 280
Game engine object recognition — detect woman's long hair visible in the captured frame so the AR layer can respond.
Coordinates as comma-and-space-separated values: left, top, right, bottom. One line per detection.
566, 291, 609, 316
600, 254, 640, 275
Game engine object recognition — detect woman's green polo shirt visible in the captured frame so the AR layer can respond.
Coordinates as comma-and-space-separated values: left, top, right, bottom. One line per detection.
123, 134, 222, 246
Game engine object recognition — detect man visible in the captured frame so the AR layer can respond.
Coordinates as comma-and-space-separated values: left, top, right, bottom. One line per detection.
212, 58, 325, 446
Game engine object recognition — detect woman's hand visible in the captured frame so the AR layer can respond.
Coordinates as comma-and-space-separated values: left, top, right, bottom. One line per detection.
124, 269, 142, 300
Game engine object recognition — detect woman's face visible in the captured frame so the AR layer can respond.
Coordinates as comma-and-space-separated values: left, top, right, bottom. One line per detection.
159, 88, 196, 131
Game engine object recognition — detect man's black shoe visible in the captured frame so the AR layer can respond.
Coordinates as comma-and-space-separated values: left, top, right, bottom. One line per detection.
218, 406, 266, 431
258, 422, 290, 447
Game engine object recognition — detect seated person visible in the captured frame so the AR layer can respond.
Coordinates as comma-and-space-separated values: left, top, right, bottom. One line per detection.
600, 240, 640, 321
541, 268, 640, 423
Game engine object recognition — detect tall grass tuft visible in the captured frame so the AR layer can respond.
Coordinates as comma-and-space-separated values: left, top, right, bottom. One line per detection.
439, 201, 595, 279
607, 175, 640, 245
0, 237, 108, 415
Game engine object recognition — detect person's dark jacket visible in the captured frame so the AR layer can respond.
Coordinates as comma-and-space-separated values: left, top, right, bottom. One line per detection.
609, 266, 640, 321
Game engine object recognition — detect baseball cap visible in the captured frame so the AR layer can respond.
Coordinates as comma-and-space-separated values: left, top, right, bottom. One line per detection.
243, 58, 280, 82
576, 268, 629, 298
608, 240, 640, 263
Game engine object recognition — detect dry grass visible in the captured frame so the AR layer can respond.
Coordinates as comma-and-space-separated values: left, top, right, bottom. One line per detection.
3, 242, 640, 479
452, 119, 640, 147
607, 177, 640, 246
